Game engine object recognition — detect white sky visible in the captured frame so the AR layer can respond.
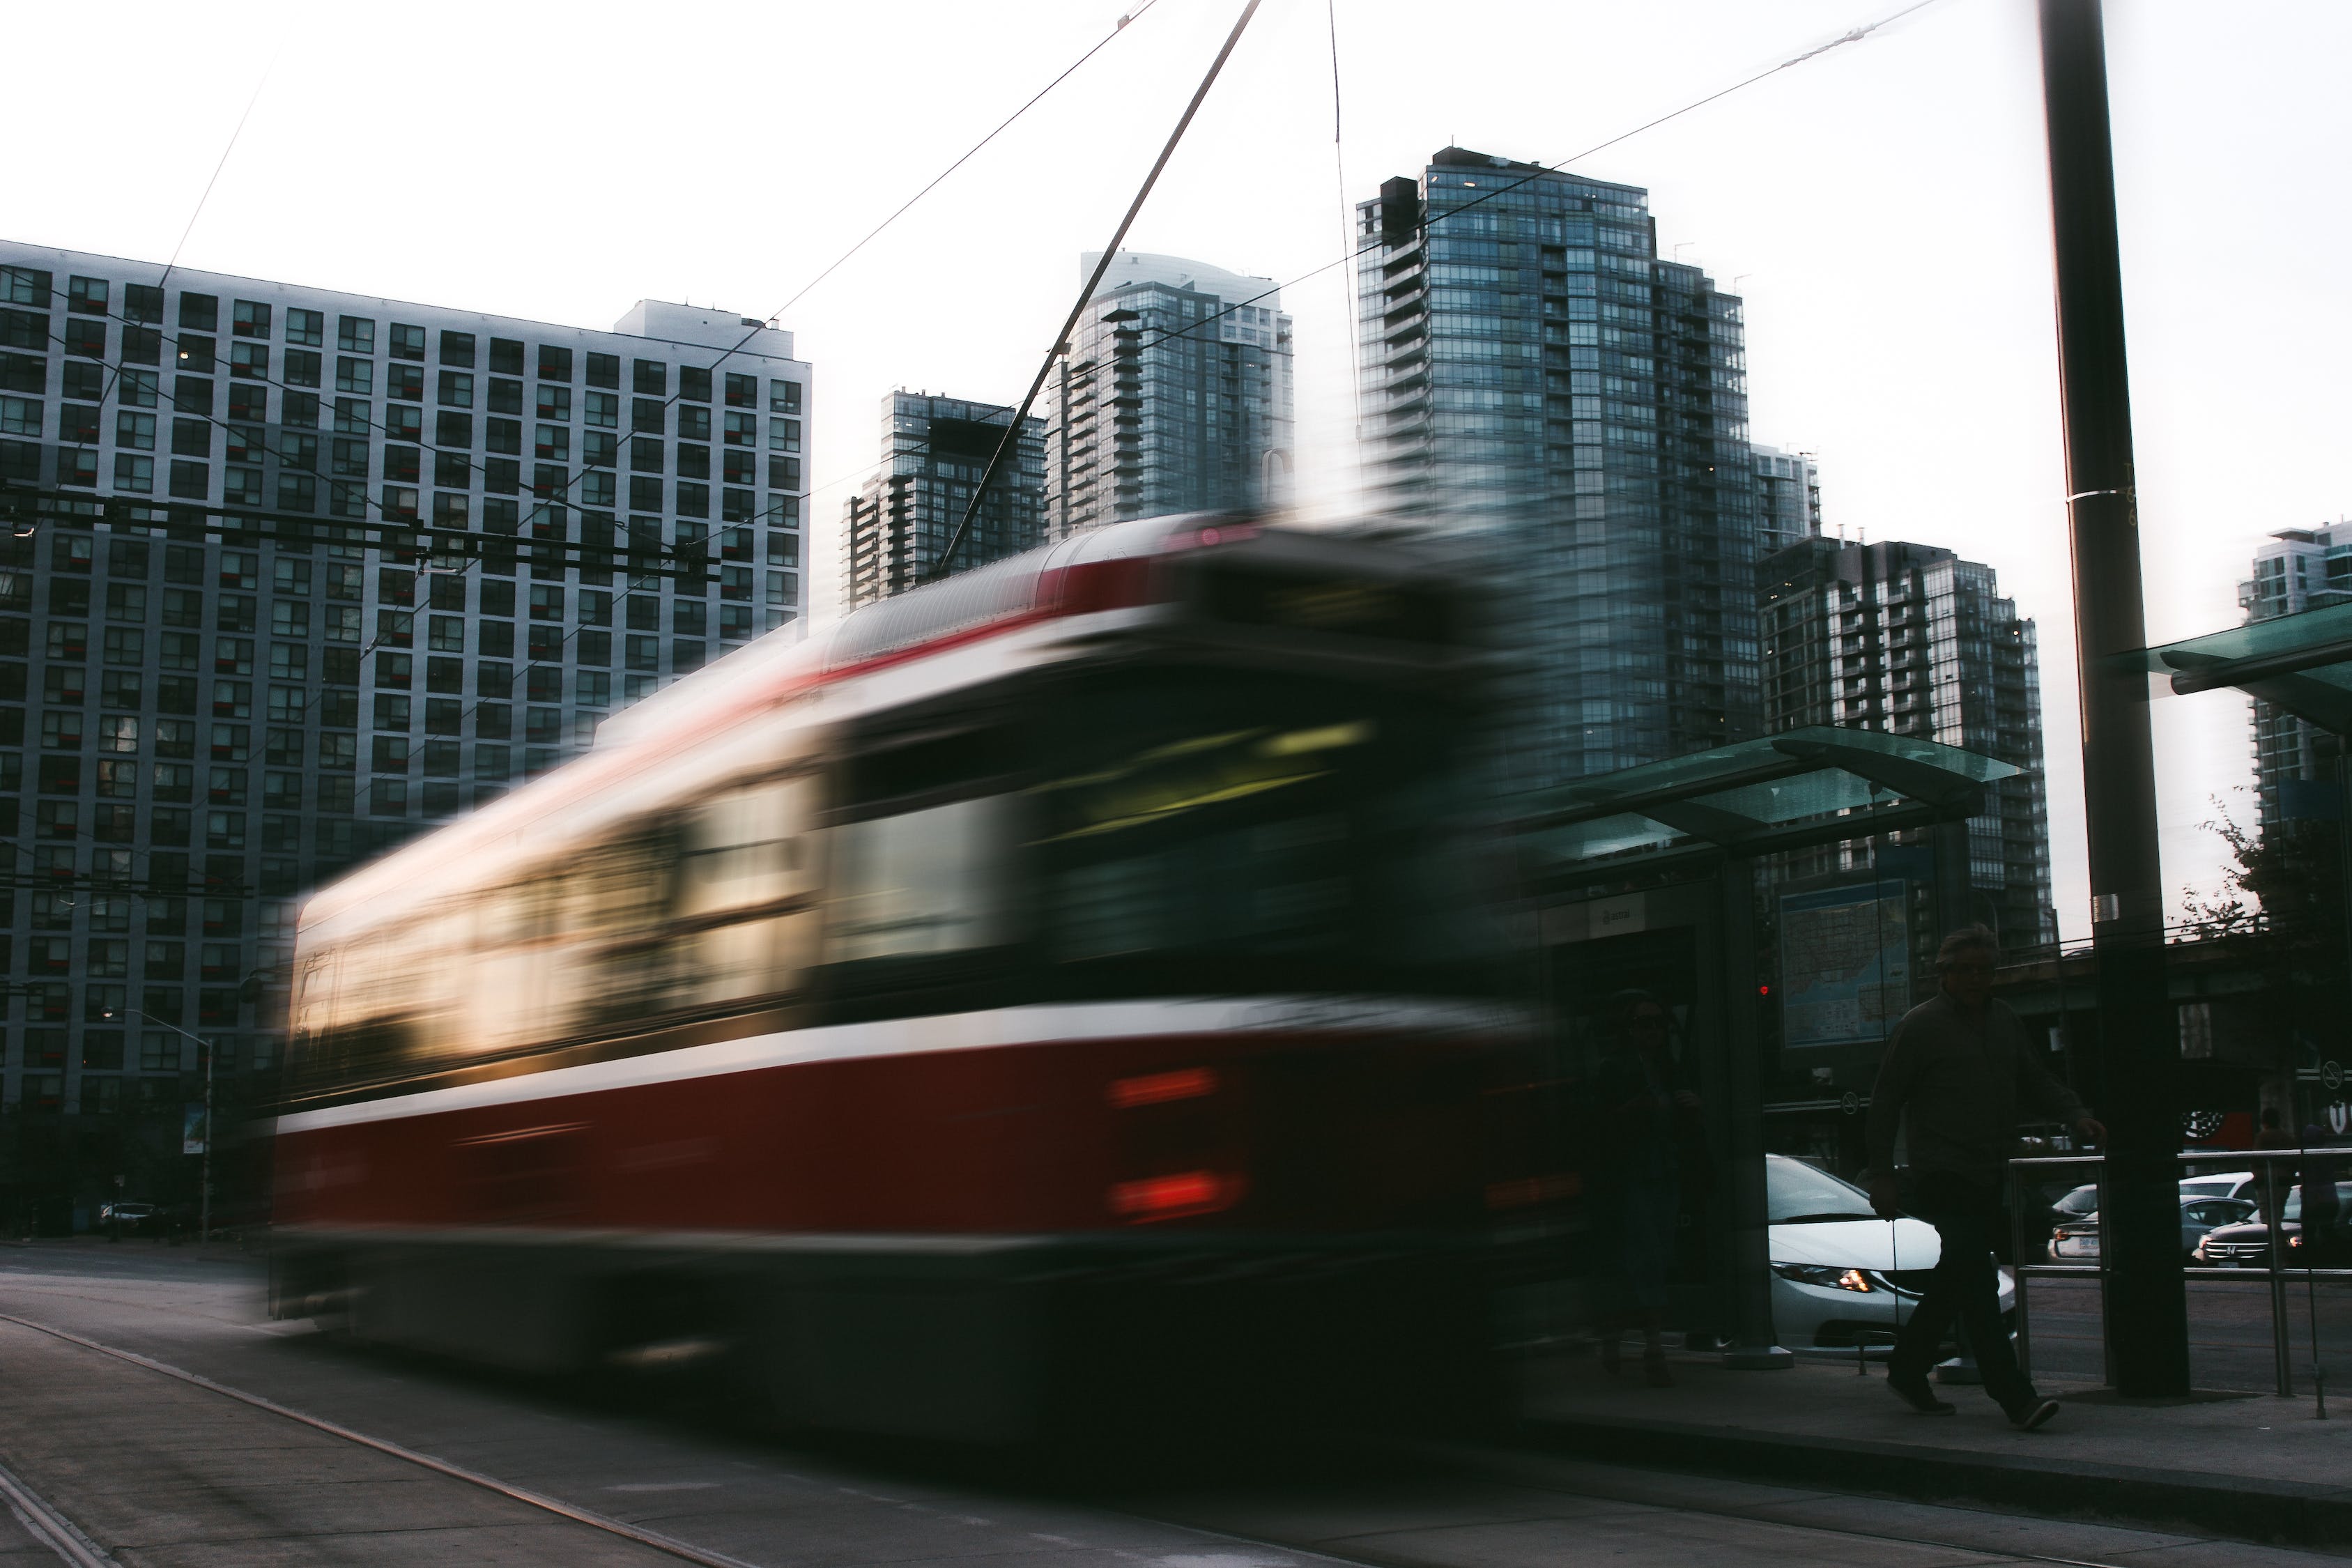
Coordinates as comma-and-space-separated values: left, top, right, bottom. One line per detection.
9, 0, 2347, 940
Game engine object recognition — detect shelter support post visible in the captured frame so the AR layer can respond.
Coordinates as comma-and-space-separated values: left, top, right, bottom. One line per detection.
1717, 854, 1790, 1369
2038, 0, 2187, 1395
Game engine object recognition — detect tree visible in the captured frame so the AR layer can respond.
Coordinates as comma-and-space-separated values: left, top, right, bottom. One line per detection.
2183, 790, 2344, 1075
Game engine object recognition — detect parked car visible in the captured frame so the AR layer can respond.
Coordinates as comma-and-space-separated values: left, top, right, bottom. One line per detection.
2049, 1194, 2257, 1263
2194, 1181, 2352, 1268
2178, 1171, 2261, 1202
1765, 1155, 2013, 1353
96, 1201, 162, 1236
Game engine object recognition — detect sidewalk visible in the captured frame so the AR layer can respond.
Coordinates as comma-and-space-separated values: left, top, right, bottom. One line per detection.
1513, 1347, 2352, 1552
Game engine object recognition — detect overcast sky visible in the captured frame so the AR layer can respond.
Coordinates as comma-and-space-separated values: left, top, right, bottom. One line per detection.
9, 0, 2347, 939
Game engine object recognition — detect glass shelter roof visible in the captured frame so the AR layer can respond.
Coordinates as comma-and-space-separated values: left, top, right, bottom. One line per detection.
1510, 725, 2020, 880
2137, 601, 2352, 735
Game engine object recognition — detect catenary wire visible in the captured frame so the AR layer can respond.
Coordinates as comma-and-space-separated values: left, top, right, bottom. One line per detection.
19, 0, 1169, 734
932, 0, 1265, 579
1115, 0, 1949, 361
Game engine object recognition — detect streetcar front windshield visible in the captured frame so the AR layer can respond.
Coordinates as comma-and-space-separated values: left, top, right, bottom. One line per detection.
1029, 672, 1493, 996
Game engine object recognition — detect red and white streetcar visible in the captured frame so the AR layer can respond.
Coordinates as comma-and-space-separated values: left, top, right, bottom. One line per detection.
270, 513, 1530, 1440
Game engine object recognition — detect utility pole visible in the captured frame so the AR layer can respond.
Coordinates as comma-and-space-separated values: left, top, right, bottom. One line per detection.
105, 1006, 216, 1244
2036, 0, 2188, 1396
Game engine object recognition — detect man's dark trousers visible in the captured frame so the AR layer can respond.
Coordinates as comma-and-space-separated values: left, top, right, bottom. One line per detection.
1890, 1171, 2033, 1410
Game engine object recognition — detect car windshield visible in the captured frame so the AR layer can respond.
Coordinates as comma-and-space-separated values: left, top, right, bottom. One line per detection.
1767, 1157, 1877, 1223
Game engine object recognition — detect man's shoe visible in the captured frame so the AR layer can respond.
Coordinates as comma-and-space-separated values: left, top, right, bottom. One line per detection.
2007, 1396, 2060, 1431
1886, 1373, 1955, 1415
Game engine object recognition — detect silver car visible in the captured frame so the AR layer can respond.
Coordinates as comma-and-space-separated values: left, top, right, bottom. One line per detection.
2049, 1194, 2257, 1263
1767, 1155, 2013, 1354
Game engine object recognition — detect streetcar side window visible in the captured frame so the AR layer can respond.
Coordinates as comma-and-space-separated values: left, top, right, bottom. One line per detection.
829, 795, 1010, 962
677, 776, 822, 1006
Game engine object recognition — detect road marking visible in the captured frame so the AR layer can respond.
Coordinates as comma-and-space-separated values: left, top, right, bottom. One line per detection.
0, 1312, 761, 1568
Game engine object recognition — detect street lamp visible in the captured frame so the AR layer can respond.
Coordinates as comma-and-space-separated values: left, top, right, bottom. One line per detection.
101, 1006, 213, 1243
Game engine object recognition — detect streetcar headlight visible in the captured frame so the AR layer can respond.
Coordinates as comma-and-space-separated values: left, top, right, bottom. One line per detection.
1771, 1263, 1873, 1293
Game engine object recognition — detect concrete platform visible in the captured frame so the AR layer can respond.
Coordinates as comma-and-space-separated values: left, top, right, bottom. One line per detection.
1516, 1346, 2352, 1552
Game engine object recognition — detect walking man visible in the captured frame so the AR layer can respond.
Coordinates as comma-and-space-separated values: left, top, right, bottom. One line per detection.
1868, 925, 2105, 1430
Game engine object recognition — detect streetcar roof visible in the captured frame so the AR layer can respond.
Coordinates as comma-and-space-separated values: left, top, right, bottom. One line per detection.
297, 512, 1286, 939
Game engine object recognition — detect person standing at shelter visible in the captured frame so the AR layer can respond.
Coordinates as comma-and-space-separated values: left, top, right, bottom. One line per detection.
1868, 925, 2105, 1431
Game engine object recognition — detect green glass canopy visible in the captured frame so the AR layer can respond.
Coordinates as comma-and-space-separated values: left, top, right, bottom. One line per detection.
1511, 725, 2020, 877
2136, 601, 2352, 735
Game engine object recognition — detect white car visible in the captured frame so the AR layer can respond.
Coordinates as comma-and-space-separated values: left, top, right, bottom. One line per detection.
2178, 1171, 2259, 1202
1767, 1155, 2014, 1355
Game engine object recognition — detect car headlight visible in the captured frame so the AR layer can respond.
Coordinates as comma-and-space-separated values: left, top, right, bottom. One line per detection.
1771, 1263, 1873, 1292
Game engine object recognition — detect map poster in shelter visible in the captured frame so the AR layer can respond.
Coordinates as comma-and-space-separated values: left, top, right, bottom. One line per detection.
1779, 884, 1911, 1050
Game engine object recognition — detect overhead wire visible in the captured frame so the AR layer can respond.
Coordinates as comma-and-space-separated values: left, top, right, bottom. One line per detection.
932, 0, 1266, 580
1113, 0, 1948, 362
13, 0, 1172, 789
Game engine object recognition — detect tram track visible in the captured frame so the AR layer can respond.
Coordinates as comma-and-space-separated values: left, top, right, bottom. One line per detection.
0, 1305, 2318, 1568
0, 1312, 755, 1568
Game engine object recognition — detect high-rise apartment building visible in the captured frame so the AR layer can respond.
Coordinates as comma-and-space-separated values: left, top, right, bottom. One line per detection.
1045, 252, 1291, 539
1355, 149, 1761, 790
1752, 445, 1820, 555
0, 242, 809, 1149
1758, 535, 2056, 947
843, 391, 1043, 608
2240, 522, 2351, 826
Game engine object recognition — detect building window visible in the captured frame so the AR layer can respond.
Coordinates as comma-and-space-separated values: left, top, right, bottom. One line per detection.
537, 344, 574, 383
114, 454, 155, 493
68, 275, 109, 314
66, 318, 107, 359
337, 315, 375, 353
1, 266, 53, 307
769, 380, 800, 415
169, 461, 209, 499
390, 323, 426, 361
286, 307, 324, 346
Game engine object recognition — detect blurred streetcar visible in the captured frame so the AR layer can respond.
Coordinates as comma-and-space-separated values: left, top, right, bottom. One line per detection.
269, 513, 1532, 1442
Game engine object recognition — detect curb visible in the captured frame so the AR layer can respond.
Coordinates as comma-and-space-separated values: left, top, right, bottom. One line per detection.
1509, 1410, 2352, 1552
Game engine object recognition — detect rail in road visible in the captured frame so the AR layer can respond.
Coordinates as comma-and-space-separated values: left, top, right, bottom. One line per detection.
0, 1246, 2342, 1568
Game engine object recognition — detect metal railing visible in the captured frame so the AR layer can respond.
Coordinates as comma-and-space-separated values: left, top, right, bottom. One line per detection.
2008, 1150, 2349, 1406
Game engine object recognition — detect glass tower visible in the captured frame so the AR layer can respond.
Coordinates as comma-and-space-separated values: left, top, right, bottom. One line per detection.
1751, 445, 1821, 556
1355, 149, 1760, 791
1758, 535, 2057, 948
0, 243, 808, 1169
1045, 252, 1292, 539
2240, 523, 2352, 827
843, 391, 1044, 607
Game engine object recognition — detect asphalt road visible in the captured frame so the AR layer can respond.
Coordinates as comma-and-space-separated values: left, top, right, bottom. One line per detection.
0, 1240, 2342, 1567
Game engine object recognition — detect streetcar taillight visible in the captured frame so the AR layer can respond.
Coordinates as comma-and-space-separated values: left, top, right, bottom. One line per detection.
1108, 1170, 1245, 1222
1107, 1066, 1219, 1108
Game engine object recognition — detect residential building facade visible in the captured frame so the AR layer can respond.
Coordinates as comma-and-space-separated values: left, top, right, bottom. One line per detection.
843, 391, 1043, 608
1751, 445, 1820, 555
1758, 535, 2057, 948
2240, 523, 2350, 827
1045, 252, 1291, 539
1355, 148, 1762, 790
0, 242, 809, 1159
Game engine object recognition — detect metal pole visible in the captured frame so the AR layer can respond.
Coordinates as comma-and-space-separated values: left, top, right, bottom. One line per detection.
2036, 0, 2188, 1397
2266, 1149, 2293, 1397
1718, 855, 1790, 1369
200, 1035, 213, 1245
2009, 1162, 2033, 1381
